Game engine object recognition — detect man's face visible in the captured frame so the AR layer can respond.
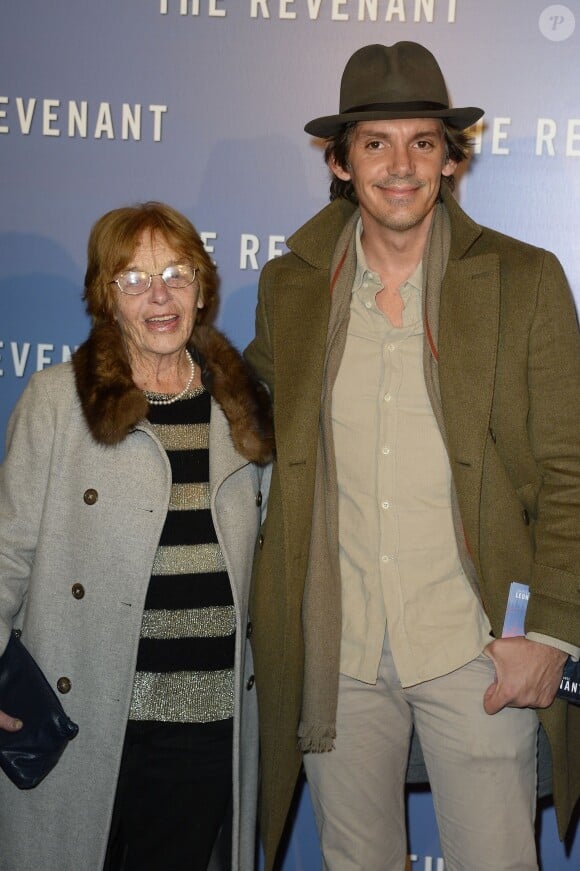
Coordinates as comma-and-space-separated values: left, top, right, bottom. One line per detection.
330, 118, 456, 237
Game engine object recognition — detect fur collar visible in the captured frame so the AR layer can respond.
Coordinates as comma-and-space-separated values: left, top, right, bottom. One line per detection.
72, 322, 274, 464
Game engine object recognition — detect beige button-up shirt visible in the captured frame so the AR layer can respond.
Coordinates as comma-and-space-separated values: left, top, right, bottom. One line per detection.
332, 222, 491, 687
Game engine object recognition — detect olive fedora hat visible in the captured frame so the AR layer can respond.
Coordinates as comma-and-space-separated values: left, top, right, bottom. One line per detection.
305, 42, 484, 138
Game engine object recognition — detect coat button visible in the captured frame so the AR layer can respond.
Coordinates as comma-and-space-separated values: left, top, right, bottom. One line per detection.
489, 428, 497, 444
255, 490, 262, 507
83, 488, 98, 505
57, 677, 72, 694
246, 675, 255, 690
258, 534, 264, 549
522, 509, 530, 526
71, 583, 85, 599
246, 621, 253, 638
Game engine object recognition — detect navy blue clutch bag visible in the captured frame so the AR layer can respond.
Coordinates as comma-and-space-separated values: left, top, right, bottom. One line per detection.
0, 631, 79, 789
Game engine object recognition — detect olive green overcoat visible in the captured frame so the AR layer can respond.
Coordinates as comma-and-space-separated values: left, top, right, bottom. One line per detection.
245, 186, 580, 870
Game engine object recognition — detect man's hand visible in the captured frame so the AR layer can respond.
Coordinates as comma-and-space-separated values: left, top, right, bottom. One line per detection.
0, 710, 23, 732
483, 637, 568, 715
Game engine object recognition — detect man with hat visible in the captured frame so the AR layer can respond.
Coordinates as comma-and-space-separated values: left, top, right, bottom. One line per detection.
246, 42, 580, 870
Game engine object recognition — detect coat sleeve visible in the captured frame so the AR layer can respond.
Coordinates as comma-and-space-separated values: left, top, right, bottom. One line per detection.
0, 373, 57, 651
525, 251, 580, 646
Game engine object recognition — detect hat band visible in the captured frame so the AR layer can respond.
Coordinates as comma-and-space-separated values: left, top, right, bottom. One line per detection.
343, 100, 449, 115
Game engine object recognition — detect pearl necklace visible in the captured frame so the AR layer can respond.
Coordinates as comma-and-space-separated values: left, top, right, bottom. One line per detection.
144, 350, 195, 406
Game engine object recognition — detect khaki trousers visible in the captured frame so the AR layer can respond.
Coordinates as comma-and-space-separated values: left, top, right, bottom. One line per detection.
303, 637, 538, 871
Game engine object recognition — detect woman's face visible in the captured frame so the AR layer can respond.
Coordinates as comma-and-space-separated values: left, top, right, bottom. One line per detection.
113, 230, 203, 369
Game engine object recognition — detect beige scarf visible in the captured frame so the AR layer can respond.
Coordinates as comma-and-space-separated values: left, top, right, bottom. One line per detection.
298, 201, 460, 753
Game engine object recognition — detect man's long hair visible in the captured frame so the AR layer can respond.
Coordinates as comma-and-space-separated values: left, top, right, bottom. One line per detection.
324, 120, 474, 203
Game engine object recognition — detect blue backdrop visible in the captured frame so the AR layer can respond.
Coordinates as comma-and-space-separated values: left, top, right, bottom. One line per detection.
2, 2, 579, 867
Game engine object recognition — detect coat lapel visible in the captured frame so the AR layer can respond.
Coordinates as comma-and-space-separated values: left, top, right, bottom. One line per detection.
209, 398, 246, 493
273, 270, 330, 464
438, 252, 501, 559
272, 266, 330, 570
273, 199, 356, 469
271, 201, 356, 567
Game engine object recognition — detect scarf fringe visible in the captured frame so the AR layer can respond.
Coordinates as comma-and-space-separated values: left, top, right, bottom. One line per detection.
297, 723, 336, 754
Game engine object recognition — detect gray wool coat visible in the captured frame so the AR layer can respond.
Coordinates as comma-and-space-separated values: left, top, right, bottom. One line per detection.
0, 338, 270, 871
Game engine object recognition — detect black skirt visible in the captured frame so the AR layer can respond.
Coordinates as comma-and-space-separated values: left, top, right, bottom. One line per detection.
104, 718, 233, 871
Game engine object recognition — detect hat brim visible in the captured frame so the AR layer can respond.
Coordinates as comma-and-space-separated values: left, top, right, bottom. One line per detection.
304, 106, 484, 139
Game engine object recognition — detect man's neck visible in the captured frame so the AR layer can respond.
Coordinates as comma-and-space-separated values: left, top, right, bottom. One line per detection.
360, 208, 435, 327
360, 208, 434, 285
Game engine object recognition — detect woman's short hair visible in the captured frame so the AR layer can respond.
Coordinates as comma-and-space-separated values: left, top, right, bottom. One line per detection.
84, 201, 218, 326
324, 120, 473, 202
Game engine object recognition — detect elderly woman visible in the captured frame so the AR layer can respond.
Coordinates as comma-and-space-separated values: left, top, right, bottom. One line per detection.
0, 202, 273, 870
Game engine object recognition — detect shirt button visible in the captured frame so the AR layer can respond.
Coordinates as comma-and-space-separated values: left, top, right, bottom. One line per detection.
365, 300, 372, 309
382, 446, 391, 455
387, 343, 395, 352
383, 393, 392, 402
381, 555, 390, 563
382, 501, 390, 510
71, 583, 85, 600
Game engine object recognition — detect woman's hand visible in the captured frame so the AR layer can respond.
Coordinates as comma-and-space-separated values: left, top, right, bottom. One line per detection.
0, 710, 23, 731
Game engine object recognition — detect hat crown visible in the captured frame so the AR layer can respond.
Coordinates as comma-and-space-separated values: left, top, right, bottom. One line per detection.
340, 42, 448, 113
304, 41, 484, 138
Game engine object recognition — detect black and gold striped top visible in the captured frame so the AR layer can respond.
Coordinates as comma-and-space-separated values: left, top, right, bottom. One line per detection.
128, 385, 235, 724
